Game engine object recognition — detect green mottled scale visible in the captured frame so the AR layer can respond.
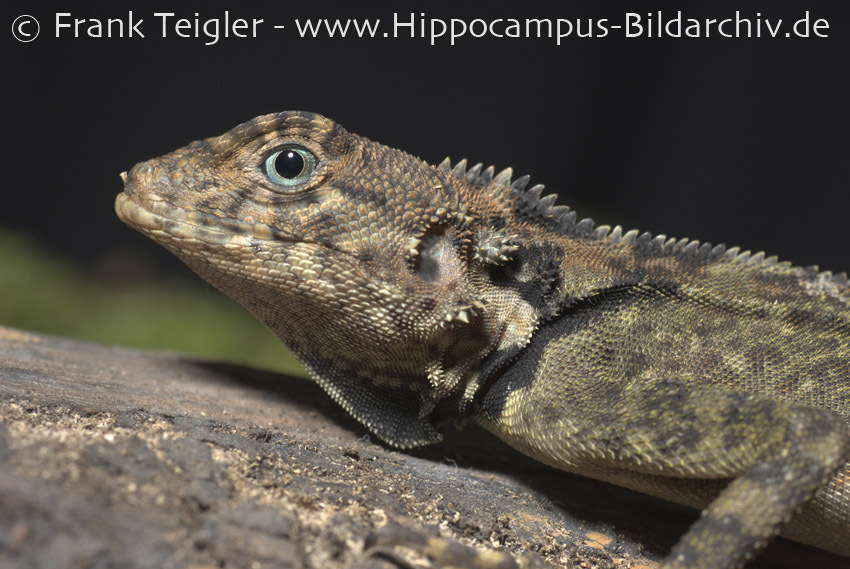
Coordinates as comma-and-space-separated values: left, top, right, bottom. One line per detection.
117, 111, 850, 569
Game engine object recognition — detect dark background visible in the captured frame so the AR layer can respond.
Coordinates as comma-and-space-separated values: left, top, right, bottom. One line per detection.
4, 0, 849, 283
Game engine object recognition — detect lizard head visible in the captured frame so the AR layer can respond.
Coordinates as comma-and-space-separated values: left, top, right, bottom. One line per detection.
116, 111, 546, 447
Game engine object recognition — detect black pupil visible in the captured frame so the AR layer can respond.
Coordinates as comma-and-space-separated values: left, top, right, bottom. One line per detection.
275, 150, 304, 179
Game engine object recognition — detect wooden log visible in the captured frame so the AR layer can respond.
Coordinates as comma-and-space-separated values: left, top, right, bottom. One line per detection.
0, 325, 842, 569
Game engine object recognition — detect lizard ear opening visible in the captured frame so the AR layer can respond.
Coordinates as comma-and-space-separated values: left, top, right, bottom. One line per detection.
411, 225, 461, 284
304, 358, 443, 449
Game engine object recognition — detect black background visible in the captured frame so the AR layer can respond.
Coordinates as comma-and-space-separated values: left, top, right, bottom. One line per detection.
4, 0, 849, 280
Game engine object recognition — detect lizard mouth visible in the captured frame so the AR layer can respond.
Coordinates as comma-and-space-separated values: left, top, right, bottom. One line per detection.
115, 192, 287, 246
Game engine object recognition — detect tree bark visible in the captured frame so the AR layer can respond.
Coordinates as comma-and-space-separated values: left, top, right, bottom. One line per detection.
0, 325, 842, 569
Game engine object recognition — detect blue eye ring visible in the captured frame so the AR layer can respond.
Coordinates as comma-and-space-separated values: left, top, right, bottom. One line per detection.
264, 146, 317, 186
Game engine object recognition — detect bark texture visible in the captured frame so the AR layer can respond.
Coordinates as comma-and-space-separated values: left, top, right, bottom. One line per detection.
0, 325, 842, 569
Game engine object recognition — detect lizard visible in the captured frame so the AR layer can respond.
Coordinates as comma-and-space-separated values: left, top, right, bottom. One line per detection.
115, 111, 850, 569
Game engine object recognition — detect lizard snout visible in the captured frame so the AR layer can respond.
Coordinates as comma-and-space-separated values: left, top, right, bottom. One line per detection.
121, 160, 173, 203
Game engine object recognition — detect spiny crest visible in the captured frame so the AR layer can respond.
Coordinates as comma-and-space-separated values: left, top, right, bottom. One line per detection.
435, 157, 850, 288
436, 156, 595, 237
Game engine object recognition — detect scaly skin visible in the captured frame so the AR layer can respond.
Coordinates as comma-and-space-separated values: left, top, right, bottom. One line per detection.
116, 111, 850, 569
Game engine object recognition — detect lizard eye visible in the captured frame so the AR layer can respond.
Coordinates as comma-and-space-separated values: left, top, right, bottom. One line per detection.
264, 146, 317, 187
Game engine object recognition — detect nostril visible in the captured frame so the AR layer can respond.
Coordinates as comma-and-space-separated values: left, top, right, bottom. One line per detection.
122, 161, 171, 200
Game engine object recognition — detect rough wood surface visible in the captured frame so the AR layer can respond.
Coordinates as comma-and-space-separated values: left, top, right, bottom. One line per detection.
0, 325, 843, 569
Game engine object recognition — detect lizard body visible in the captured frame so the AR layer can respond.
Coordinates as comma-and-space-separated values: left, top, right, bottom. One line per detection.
116, 111, 850, 569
